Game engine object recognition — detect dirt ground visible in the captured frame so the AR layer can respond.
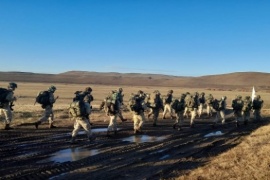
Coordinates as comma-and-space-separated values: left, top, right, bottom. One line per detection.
0, 108, 269, 180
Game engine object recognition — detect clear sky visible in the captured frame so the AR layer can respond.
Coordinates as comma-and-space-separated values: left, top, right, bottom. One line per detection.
0, 0, 269, 77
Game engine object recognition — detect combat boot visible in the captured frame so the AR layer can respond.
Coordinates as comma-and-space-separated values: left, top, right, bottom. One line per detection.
34, 121, 41, 129
173, 123, 177, 129
70, 137, 75, 144
236, 121, 240, 128
49, 123, 57, 129
4, 124, 13, 130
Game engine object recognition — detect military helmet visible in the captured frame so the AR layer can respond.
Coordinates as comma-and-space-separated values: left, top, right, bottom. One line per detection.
237, 95, 242, 99
8, 82, 17, 89
138, 90, 143, 94
168, 90, 173, 93
85, 87, 92, 92
48, 85, 56, 92
119, 88, 123, 92
200, 92, 205, 96
257, 95, 261, 99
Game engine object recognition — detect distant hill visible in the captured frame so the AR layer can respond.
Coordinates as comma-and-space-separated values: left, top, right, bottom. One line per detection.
0, 71, 270, 91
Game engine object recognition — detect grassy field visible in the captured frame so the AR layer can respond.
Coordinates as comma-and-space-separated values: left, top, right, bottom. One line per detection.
1, 81, 270, 179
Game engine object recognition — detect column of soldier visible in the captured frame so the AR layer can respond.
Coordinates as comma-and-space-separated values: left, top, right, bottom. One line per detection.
0, 82, 264, 144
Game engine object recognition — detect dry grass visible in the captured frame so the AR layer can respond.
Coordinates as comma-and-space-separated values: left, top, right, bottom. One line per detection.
177, 125, 270, 180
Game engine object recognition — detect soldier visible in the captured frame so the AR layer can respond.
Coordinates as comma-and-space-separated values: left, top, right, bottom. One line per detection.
205, 93, 215, 117
172, 93, 186, 130
198, 92, 206, 118
252, 95, 264, 122
70, 96, 96, 143
232, 95, 244, 127
117, 88, 127, 122
148, 90, 163, 127
186, 92, 199, 128
212, 96, 227, 128
162, 90, 174, 119
183, 92, 191, 118
34, 85, 59, 129
129, 93, 146, 134
0, 82, 17, 130
242, 96, 252, 125
106, 90, 120, 136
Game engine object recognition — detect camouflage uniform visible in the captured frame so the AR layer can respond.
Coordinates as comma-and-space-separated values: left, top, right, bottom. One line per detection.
252, 95, 263, 122
206, 94, 214, 117
129, 93, 146, 134
232, 95, 244, 127
198, 92, 205, 118
35, 85, 58, 129
149, 90, 163, 126
242, 96, 252, 125
213, 96, 227, 127
189, 93, 199, 127
162, 90, 174, 119
106, 91, 120, 135
117, 88, 127, 122
70, 98, 96, 143
0, 82, 17, 130
173, 94, 186, 130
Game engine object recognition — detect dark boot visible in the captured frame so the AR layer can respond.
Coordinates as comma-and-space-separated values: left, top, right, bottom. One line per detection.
49, 123, 57, 129
173, 123, 177, 129
4, 124, 13, 130
34, 121, 41, 129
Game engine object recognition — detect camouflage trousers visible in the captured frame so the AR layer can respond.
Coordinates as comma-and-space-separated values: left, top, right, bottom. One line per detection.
72, 117, 92, 138
214, 110, 226, 124
175, 111, 184, 127
39, 105, 54, 124
107, 114, 117, 132
206, 104, 213, 117
133, 112, 145, 131
242, 110, 251, 122
234, 111, 242, 122
198, 103, 205, 117
190, 108, 197, 125
162, 104, 173, 118
253, 109, 262, 121
0, 105, 12, 124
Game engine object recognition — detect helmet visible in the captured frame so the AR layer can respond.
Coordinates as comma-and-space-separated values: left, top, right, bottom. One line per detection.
168, 90, 173, 93
237, 95, 242, 99
138, 90, 143, 94
48, 85, 56, 92
8, 82, 17, 89
257, 95, 261, 99
119, 88, 123, 92
245, 96, 250, 99
201, 92, 205, 96
85, 87, 92, 92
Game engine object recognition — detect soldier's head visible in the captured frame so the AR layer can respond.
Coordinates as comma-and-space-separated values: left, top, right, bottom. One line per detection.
48, 85, 56, 92
237, 95, 242, 99
119, 88, 123, 92
85, 87, 92, 93
200, 92, 205, 96
222, 96, 227, 100
168, 90, 173, 94
245, 96, 250, 100
257, 95, 261, 99
8, 82, 17, 90
181, 93, 186, 99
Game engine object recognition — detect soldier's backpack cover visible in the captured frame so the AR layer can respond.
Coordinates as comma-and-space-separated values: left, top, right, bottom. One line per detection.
0, 88, 10, 103
69, 100, 87, 118
36, 91, 50, 105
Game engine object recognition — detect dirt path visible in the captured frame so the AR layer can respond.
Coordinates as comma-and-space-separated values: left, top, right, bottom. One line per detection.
0, 112, 268, 180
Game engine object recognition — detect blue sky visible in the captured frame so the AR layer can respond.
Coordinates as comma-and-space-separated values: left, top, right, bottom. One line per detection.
0, 0, 269, 76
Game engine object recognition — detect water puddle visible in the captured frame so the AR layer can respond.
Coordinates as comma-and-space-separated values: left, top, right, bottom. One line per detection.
78, 128, 121, 134
122, 135, 169, 143
204, 131, 224, 138
37, 147, 99, 163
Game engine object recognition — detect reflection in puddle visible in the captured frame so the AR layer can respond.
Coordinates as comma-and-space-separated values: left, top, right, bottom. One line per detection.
78, 128, 121, 134
37, 147, 99, 163
159, 154, 170, 160
122, 135, 169, 143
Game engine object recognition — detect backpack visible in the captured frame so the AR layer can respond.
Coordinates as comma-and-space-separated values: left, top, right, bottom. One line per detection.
0, 88, 10, 103
232, 99, 243, 111
69, 100, 87, 118
252, 99, 263, 110
171, 99, 185, 112
36, 91, 50, 105
185, 95, 195, 108
242, 99, 252, 111
213, 99, 224, 111
163, 94, 173, 104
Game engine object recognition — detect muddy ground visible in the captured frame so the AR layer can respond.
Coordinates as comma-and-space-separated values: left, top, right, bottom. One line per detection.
0, 109, 269, 180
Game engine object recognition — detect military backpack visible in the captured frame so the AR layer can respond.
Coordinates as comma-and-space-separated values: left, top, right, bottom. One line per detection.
69, 100, 87, 118
36, 91, 50, 105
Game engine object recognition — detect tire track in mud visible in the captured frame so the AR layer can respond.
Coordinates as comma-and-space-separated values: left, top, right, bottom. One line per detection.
0, 118, 268, 180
